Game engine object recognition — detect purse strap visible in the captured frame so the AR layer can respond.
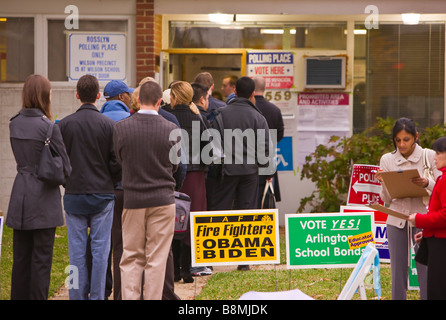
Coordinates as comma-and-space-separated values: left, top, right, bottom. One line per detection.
423, 148, 428, 169
43, 116, 54, 146
261, 180, 275, 208
423, 148, 433, 177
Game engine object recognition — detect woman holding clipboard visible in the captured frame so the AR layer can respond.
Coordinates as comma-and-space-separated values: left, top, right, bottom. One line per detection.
409, 137, 446, 299
375, 118, 440, 300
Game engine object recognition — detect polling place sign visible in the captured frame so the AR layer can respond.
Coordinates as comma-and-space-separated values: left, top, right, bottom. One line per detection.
286, 212, 374, 269
246, 51, 294, 89
191, 209, 280, 266
347, 164, 383, 206
67, 32, 127, 81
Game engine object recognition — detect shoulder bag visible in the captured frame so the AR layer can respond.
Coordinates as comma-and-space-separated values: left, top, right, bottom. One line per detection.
37, 120, 66, 186
415, 237, 428, 265
174, 191, 192, 240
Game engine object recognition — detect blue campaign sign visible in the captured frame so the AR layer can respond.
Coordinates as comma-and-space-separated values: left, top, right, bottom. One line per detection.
276, 136, 293, 171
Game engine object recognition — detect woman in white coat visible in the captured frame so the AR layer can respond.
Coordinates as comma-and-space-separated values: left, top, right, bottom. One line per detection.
375, 118, 440, 300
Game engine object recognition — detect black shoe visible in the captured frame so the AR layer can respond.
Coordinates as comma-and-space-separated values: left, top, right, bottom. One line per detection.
237, 265, 250, 271
182, 274, 194, 283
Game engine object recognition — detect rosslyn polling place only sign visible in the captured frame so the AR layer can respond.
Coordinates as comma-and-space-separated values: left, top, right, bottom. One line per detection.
285, 212, 374, 269
67, 32, 127, 81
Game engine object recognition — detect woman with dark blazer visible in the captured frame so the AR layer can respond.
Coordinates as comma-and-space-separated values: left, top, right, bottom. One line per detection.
170, 81, 209, 283
7, 74, 71, 299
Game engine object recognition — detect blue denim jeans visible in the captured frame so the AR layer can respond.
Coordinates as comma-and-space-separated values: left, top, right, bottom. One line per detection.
65, 200, 114, 300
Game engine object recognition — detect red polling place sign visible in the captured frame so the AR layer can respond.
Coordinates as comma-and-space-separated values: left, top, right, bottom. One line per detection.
347, 164, 383, 206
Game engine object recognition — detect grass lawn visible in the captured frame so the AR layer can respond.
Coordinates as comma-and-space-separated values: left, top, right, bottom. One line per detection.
0, 224, 421, 300
0, 225, 69, 300
196, 227, 421, 300
196, 264, 419, 300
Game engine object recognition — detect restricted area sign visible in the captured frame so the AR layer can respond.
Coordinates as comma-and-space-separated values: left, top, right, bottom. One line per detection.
285, 212, 374, 269
347, 164, 383, 206
191, 209, 280, 267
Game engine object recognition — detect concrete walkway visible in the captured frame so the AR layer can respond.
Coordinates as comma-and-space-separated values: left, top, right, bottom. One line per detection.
50, 265, 239, 300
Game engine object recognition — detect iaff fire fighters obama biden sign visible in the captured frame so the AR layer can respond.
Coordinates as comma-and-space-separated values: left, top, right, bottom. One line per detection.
191, 210, 280, 266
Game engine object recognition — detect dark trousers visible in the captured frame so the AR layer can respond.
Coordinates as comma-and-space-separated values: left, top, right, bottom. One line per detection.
212, 173, 259, 210
172, 239, 192, 279
111, 189, 124, 300
427, 237, 446, 299
11, 228, 56, 300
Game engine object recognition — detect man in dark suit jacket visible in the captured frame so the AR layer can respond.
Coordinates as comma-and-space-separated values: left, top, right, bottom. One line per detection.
212, 76, 273, 210
212, 76, 274, 271
253, 76, 285, 208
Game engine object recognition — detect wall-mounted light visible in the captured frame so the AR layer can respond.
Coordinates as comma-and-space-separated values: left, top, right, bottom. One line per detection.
260, 29, 297, 35
402, 13, 420, 25
208, 13, 234, 24
353, 29, 367, 35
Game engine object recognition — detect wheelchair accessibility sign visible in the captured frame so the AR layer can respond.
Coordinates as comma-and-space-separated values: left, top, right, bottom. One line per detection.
276, 136, 293, 171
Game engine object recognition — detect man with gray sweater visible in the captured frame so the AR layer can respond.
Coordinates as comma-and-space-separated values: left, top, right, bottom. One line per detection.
113, 80, 180, 300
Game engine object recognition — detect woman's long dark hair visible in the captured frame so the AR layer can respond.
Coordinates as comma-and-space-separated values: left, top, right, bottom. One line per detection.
391, 117, 418, 152
22, 74, 52, 119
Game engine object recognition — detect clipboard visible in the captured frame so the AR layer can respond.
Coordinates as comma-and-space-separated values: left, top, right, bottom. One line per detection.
380, 169, 428, 199
367, 204, 408, 220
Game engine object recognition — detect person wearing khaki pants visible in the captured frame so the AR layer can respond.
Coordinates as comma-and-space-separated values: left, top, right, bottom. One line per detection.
120, 204, 175, 300
113, 80, 181, 300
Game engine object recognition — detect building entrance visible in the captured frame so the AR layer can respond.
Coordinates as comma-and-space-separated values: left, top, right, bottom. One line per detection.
162, 49, 246, 99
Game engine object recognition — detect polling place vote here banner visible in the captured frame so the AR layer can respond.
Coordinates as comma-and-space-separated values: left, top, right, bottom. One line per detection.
191, 209, 280, 266
286, 212, 374, 269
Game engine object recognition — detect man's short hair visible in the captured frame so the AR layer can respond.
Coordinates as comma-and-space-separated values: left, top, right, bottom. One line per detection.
224, 75, 238, 86
139, 81, 163, 106
235, 76, 255, 99
77, 74, 99, 103
191, 82, 209, 104
193, 72, 214, 88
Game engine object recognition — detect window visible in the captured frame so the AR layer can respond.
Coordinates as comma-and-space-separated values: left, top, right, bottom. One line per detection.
47, 19, 128, 81
0, 17, 34, 82
169, 21, 346, 50
353, 23, 445, 132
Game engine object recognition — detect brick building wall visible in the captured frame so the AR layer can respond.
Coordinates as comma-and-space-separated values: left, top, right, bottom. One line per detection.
136, 0, 162, 83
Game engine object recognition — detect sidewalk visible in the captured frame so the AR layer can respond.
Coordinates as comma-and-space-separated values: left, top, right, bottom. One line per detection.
51, 265, 238, 300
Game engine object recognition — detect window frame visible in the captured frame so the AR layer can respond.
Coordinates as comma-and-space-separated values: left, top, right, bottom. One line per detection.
0, 14, 35, 87
0, 13, 135, 87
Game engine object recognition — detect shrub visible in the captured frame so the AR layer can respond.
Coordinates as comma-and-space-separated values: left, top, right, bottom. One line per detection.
298, 117, 446, 213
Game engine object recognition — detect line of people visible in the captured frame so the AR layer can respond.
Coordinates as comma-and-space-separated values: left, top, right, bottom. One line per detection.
6, 71, 284, 300
11, 74, 446, 301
